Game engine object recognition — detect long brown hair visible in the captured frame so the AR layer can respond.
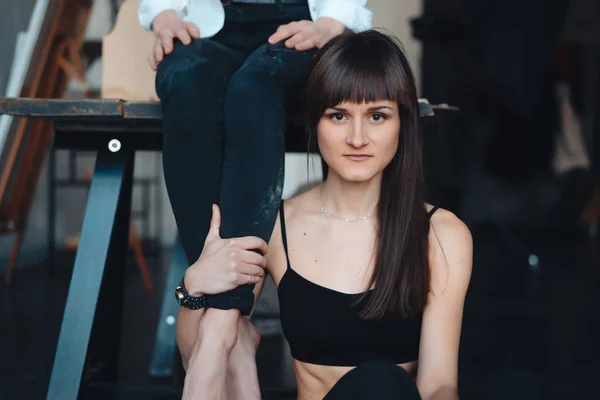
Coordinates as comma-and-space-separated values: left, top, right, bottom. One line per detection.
305, 30, 429, 320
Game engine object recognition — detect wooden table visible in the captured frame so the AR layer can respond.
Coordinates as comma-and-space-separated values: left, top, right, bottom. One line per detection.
0, 98, 168, 399
0, 97, 444, 398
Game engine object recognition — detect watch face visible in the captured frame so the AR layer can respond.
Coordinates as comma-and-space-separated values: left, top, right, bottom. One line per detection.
175, 285, 186, 306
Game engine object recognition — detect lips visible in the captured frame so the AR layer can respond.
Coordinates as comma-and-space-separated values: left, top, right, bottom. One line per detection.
344, 154, 373, 162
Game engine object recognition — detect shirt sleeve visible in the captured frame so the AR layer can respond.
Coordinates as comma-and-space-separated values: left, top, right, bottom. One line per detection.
138, 0, 187, 31
317, 0, 372, 32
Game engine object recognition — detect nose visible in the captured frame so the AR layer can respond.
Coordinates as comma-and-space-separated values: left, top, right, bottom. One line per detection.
346, 121, 368, 148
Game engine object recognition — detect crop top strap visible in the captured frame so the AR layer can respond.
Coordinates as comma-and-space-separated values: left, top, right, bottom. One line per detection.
279, 201, 292, 269
427, 205, 439, 219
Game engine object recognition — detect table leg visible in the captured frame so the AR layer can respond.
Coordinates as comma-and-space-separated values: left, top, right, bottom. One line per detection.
46, 148, 134, 400
580, 44, 600, 235
47, 149, 56, 269
149, 235, 187, 378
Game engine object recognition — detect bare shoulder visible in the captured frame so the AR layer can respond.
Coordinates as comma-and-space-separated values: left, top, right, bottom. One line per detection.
267, 187, 319, 278
427, 207, 473, 296
427, 207, 471, 245
282, 186, 318, 217
280, 185, 321, 231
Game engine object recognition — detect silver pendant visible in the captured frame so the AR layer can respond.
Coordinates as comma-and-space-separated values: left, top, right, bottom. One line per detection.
320, 206, 332, 217
321, 206, 371, 223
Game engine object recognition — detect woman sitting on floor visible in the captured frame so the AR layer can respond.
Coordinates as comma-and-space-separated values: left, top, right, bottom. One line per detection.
181, 30, 472, 400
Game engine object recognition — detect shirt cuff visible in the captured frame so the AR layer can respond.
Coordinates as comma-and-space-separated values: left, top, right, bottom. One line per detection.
138, 0, 186, 31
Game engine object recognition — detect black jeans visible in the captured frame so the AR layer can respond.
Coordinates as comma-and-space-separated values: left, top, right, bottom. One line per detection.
156, 3, 315, 312
324, 361, 422, 399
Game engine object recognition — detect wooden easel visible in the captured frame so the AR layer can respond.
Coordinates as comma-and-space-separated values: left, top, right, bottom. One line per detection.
2, 0, 154, 294
0, 0, 93, 283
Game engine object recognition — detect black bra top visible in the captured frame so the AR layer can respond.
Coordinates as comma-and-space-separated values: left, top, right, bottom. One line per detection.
277, 202, 439, 367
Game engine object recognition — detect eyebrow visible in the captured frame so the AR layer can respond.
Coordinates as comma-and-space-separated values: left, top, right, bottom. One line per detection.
331, 105, 394, 112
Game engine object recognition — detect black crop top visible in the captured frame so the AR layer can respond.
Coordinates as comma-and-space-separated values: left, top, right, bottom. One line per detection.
277, 202, 438, 367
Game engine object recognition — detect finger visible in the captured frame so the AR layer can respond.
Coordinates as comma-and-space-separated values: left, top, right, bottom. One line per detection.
147, 54, 157, 70
237, 250, 267, 269
268, 22, 298, 44
237, 263, 265, 277
232, 236, 268, 255
160, 32, 174, 55
285, 32, 306, 48
184, 22, 200, 39
205, 204, 221, 243
295, 36, 320, 51
175, 27, 192, 45
154, 40, 164, 64
235, 273, 262, 286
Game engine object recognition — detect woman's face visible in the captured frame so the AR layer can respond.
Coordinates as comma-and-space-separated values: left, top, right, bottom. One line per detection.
317, 100, 400, 183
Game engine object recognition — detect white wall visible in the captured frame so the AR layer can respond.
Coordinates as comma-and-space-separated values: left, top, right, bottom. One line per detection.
370, 0, 423, 92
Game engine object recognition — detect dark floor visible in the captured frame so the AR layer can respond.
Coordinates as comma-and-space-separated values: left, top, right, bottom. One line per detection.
2, 224, 600, 400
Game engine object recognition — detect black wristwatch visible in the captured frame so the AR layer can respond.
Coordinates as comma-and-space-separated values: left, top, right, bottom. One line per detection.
175, 277, 206, 310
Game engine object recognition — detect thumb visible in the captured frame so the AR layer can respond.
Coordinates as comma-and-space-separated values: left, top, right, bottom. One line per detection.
205, 204, 221, 243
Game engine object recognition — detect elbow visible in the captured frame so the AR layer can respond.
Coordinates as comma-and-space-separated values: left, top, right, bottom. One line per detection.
421, 385, 459, 400
423, 385, 458, 400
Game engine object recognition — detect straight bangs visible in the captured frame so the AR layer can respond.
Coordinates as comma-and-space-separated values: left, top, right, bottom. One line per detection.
305, 32, 416, 134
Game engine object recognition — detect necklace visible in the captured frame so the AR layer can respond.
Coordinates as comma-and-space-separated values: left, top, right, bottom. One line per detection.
319, 186, 375, 223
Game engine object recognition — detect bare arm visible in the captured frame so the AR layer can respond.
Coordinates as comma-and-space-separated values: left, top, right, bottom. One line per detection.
176, 276, 267, 369
416, 209, 473, 400
174, 205, 267, 369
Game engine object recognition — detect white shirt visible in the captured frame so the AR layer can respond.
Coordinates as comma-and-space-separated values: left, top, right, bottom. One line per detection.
138, 0, 372, 37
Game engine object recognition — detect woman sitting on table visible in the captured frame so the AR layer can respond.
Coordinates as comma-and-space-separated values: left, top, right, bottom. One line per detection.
182, 30, 472, 399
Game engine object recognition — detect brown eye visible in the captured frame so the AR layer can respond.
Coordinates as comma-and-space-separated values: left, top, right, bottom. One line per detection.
369, 113, 386, 123
330, 113, 347, 122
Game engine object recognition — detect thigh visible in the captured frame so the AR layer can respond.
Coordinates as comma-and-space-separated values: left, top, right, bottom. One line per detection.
226, 42, 316, 108
324, 361, 422, 400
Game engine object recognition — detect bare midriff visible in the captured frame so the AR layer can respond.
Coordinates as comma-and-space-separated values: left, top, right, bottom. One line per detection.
293, 359, 417, 400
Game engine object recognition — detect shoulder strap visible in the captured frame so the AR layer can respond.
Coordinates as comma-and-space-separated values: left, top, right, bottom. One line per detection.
427, 206, 439, 219
279, 201, 292, 269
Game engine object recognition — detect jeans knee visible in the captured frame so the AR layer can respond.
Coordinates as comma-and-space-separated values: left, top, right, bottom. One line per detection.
226, 66, 280, 110
158, 52, 228, 146
157, 60, 203, 103
156, 41, 229, 103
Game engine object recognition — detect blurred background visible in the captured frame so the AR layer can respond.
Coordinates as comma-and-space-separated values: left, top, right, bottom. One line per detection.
0, 0, 599, 399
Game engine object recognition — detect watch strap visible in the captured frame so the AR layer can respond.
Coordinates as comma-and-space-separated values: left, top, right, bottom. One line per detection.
177, 277, 207, 310
204, 290, 255, 316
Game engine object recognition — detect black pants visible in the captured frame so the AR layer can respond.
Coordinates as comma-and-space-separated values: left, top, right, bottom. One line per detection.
155, 3, 314, 311
324, 361, 422, 400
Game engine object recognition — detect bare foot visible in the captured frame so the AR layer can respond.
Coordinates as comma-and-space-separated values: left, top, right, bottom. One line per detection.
227, 316, 261, 400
